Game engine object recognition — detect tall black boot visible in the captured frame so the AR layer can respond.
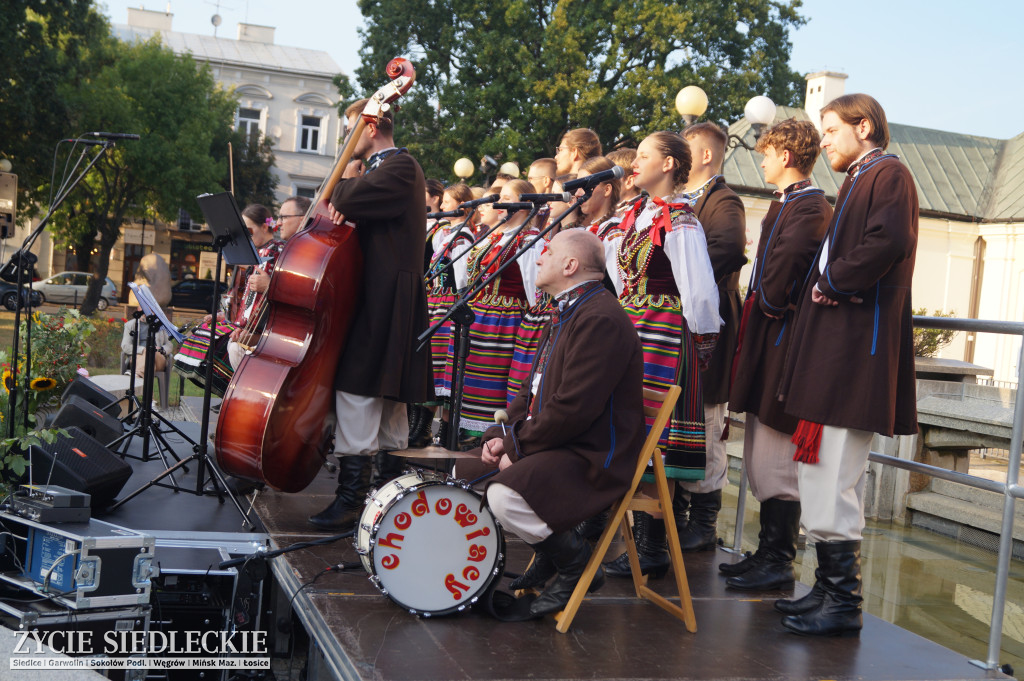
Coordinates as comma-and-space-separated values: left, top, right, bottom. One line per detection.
726, 498, 800, 591
308, 456, 371, 535
677, 489, 721, 552
370, 450, 405, 489
781, 539, 862, 636
719, 502, 767, 576
509, 551, 556, 591
671, 483, 689, 535
529, 530, 604, 617
407, 404, 434, 449
575, 509, 609, 543
604, 512, 671, 579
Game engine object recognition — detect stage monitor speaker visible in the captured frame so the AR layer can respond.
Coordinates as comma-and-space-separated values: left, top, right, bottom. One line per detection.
27, 426, 132, 508
62, 375, 121, 418
52, 394, 124, 446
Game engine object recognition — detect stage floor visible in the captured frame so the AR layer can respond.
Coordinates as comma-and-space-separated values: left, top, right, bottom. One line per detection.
98, 416, 1010, 681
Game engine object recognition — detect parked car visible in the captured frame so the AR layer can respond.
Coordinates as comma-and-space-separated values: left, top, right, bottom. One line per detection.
169, 278, 227, 310
36, 271, 119, 310
0, 281, 43, 311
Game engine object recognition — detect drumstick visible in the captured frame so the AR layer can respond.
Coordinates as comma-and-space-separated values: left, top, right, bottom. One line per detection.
494, 409, 509, 436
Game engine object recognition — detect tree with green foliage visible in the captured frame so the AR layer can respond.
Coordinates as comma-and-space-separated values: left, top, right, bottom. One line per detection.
0, 1, 112, 214
215, 130, 279, 212
47, 37, 238, 314
352, 0, 806, 180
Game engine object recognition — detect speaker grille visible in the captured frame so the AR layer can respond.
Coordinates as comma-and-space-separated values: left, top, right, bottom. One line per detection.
29, 427, 132, 507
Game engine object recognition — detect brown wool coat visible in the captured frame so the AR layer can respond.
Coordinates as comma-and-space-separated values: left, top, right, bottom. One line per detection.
694, 178, 747, 404
455, 285, 646, 533
330, 152, 433, 403
729, 190, 832, 433
781, 157, 919, 437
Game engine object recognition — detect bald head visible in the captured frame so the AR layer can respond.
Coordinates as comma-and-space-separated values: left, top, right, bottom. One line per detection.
536, 229, 606, 295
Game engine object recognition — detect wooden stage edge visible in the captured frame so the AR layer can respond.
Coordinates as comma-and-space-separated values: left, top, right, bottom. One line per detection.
248, 448, 1013, 681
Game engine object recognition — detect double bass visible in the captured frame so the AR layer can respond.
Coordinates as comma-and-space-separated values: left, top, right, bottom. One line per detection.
214, 59, 416, 492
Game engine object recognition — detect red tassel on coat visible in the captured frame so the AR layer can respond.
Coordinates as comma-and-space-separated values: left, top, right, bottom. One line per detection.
791, 419, 823, 464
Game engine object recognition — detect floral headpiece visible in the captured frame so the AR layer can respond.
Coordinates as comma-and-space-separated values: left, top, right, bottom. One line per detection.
265, 217, 278, 232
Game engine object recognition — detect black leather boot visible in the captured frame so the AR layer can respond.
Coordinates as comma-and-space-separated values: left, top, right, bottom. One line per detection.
308, 456, 371, 535
575, 509, 609, 543
407, 404, 434, 449
435, 420, 450, 447
781, 539, 862, 636
604, 512, 671, 579
677, 489, 721, 552
726, 498, 800, 591
671, 483, 689, 534
509, 551, 556, 591
775, 579, 825, 615
529, 530, 604, 617
370, 450, 405, 489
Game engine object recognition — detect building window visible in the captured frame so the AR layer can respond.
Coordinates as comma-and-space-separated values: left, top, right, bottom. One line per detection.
238, 107, 262, 145
299, 115, 322, 152
296, 186, 316, 199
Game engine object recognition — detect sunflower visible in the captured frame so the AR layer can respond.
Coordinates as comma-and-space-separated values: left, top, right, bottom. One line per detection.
30, 376, 58, 392
2, 369, 13, 392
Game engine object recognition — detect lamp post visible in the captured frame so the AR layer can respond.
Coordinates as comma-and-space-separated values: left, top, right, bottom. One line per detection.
674, 86, 777, 150
498, 161, 520, 179
454, 157, 474, 182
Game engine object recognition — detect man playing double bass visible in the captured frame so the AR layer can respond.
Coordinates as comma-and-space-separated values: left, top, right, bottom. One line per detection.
309, 98, 433, 533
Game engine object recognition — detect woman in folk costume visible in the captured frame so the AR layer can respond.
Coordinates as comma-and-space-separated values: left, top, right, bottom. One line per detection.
506, 157, 626, 404
442, 178, 545, 446
602, 131, 722, 578
414, 183, 477, 447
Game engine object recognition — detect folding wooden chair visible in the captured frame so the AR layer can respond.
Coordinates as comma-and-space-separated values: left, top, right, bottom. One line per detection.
554, 384, 697, 634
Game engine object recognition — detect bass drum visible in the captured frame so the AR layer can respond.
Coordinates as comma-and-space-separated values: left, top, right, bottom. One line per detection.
355, 470, 504, 617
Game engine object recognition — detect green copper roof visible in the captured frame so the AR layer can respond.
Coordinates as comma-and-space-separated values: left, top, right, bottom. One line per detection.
722, 105, 1023, 222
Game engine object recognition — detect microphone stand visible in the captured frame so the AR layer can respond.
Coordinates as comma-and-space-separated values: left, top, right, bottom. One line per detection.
6, 140, 114, 437
424, 211, 515, 288
418, 197, 588, 450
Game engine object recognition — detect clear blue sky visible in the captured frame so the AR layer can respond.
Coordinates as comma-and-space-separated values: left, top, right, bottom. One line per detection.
100, 0, 1023, 140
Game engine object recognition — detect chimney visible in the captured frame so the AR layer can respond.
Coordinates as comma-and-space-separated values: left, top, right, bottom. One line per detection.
804, 71, 848, 130
237, 23, 275, 44
126, 7, 173, 31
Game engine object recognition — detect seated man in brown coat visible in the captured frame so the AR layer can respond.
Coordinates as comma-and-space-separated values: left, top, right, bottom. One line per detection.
462, 229, 645, 618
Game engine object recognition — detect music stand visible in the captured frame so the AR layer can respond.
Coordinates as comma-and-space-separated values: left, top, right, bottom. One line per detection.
110, 196, 258, 528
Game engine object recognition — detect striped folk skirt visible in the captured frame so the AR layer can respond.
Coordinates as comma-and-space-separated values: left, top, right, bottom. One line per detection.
505, 301, 553, 406
621, 294, 706, 481
427, 287, 457, 401
443, 293, 527, 433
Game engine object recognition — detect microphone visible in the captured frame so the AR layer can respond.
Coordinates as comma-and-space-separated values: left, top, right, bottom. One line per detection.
493, 202, 533, 212
561, 166, 625, 192
459, 194, 500, 209
494, 409, 509, 436
86, 132, 141, 141
427, 209, 465, 219
518, 192, 571, 203
62, 138, 106, 146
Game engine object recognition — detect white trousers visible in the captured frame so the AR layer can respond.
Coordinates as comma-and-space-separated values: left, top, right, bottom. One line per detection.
744, 413, 799, 503
486, 483, 553, 544
680, 402, 728, 494
797, 425, 873, 542
333, 390, 408, 457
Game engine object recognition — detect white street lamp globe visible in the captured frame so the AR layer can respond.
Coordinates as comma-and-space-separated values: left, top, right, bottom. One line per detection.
454, 157, 474, 178
675, 86, 709, 127
0, 159, 11, 173
744, 95, 777, 127
499, 162, 520, 177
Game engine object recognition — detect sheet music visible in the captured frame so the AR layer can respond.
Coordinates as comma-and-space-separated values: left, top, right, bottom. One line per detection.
129, 282, 185, 343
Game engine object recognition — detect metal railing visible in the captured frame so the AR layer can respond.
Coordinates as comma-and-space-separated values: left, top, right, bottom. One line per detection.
728, 315, 1024, 673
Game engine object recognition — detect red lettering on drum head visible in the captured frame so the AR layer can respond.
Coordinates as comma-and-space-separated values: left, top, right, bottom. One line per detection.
381, 554, 400, 570
444, 573, 470, 600
435, 497, 452, 515
467, 544, 487, 562
454, 504, 478, 528
465, 527, 491, 541
411, 490, 430, 517
377, 532, 405, 550
394, 512, 412, 530
463, 566, 480, 581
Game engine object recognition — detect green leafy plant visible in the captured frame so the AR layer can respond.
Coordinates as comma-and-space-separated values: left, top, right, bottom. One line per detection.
86, 316, 129, 369
0, 429, 69, 501
20, 309, 95, 406
913, 308, 959, 358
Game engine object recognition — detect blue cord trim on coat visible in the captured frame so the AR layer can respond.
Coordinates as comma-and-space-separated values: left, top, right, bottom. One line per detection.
604, 394, 616, 469
871, 283, 880, 356
469, 468, 500, 486
774, 318, 788, 347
